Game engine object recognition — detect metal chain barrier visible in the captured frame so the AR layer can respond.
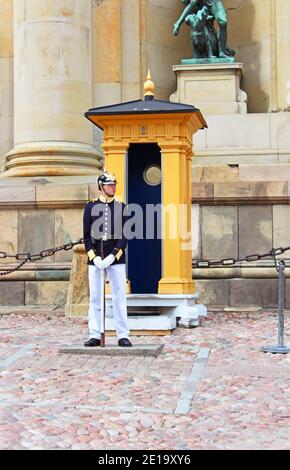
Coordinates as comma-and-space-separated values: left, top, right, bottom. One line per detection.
192, 245, 290, 271
2, 240, 289, 274
1, 240, 289, 276
192, 245, 290, 354
1, 238, 290, 353
0, 238, 84, 276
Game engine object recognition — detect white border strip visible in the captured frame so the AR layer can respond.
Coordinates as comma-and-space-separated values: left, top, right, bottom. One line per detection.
175, 347, 210, 415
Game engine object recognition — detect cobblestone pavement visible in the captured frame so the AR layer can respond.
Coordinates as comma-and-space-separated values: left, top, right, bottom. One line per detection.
0, 308, 290, 450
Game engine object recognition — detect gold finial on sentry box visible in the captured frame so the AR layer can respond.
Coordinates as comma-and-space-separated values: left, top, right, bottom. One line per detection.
144, 70, 155, 100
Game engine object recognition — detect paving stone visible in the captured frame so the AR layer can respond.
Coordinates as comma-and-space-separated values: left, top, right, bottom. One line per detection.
1, 309, 290, 450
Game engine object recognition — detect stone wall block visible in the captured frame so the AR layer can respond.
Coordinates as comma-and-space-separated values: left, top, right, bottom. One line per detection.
18, 210, 55, 262
0, 282, 25, 305
191, 182, 214, 200
238, 206, 272, 258
252, 182, 288, 200
201, 206, 238, 259
191, 204, 201, 259
240, 164, 290, 182
55, 209, 83, 262
214, 182, 252, 199
25, 281, 69, 305
206, 114, 270, 148
36, 184, 88, 203
273, 206, 290, 260
270, 114, 290, 149
0, 210, 18, 261
195, 279, 230, 307
0, 186, 35, 204
230, 279, 278, 307
192, 165, 239, 183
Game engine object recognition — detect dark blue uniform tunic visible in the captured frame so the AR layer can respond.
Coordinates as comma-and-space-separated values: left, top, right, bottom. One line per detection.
83, 196, 129, 266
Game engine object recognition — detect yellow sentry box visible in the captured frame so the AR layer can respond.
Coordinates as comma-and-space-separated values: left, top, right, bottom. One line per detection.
85, 72, 207, 295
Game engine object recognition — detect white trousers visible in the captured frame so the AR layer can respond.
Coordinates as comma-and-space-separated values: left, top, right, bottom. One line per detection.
88, 263, 129, 340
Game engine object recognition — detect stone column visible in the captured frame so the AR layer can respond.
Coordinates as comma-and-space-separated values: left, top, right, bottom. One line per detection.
2, 0, 101, 177
0, 0, 13, 173
275, 0, 290, 110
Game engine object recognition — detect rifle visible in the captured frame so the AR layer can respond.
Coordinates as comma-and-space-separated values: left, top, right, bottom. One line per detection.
100, 237, 106, 347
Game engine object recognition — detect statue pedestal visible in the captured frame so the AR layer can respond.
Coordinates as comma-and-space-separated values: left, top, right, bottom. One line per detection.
171, 62, 247, 115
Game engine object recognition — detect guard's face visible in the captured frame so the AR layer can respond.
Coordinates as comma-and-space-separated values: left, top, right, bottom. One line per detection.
102, 183, 117, 197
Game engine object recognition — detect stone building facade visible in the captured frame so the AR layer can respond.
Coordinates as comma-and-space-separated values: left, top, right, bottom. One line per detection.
0, 0, 290, 308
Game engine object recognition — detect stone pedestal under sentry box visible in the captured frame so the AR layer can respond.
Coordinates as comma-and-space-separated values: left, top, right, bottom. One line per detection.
65, 72, 208, 333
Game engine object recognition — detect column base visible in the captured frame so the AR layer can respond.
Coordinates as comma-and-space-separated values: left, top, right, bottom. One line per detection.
1, 142, 102, 177
158, 278, 196, 294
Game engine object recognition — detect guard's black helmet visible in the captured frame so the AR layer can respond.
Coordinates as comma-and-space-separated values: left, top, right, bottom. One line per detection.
97, 171, 117, 190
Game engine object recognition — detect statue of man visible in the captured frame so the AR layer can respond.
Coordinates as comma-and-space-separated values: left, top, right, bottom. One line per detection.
173, 0, 230, 58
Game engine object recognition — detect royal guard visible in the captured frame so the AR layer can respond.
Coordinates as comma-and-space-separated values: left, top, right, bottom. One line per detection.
83, 171, 132, 347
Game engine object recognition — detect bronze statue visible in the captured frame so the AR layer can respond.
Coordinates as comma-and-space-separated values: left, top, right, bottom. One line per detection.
185, 6, 218, 59
174, 0, 233, 60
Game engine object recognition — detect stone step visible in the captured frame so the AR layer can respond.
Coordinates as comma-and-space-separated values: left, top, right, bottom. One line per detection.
127, 309, 162, 315
59, 344, 164, 357
106, 312, 177, 332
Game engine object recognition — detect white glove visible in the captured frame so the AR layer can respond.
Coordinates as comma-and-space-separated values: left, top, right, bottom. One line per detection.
93, 256, 103, 269
100, 254, 115, 269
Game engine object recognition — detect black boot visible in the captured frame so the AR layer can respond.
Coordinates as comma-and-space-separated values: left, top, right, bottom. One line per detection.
84, 338, 101, 347
118, 338, 132, 347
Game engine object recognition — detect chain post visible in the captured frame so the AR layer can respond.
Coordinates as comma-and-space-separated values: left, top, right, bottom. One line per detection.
271, 248, 279, 273
262, 260, 290, 354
